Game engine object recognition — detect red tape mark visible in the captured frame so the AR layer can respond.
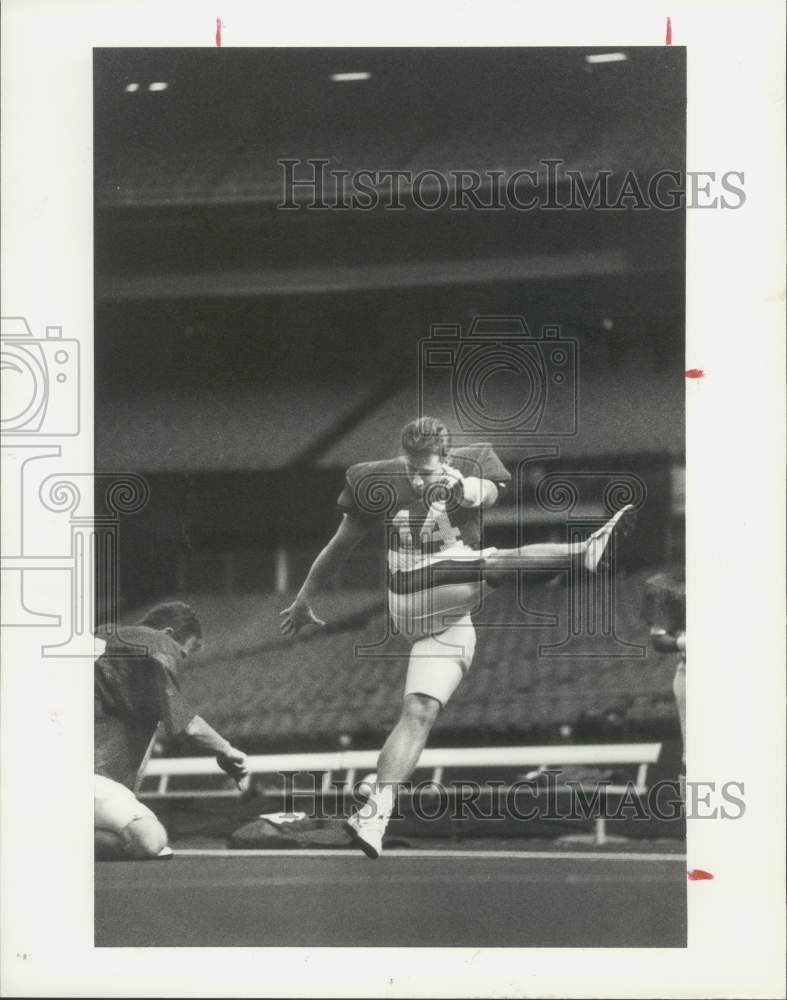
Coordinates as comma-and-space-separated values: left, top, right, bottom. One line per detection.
666, 16, 672, 44
216, 17, 223, 47
687, 869, 714, 881
685, 368, 704, 379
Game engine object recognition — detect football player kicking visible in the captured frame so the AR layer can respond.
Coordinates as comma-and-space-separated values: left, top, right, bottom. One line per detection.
95, 601, 249, 860
280, 417, 634, 858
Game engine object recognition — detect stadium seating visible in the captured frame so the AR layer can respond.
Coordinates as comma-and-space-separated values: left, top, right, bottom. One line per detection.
170, 569, 679, 752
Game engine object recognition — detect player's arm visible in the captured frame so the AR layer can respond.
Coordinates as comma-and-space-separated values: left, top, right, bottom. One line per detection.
444, 444, 508, 508
460, 475, 498, 508
279, 513, 369, 637
441, 465, 498, 508
181, 715, 249, 787
152, 653, 249, 788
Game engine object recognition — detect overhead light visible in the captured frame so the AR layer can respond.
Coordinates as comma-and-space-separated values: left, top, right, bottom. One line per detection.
330, 72, 371, 82
585, 53, 627, 65
148, 81, 169, 92
124, 82, 140, 92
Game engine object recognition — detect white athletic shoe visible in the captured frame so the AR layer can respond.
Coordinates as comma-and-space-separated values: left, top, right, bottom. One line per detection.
345, 784, 395, 859
344, 810, 388, 859
584, 504, 635, 572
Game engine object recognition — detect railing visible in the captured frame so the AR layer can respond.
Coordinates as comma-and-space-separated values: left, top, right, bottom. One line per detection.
140, 743, 662, 845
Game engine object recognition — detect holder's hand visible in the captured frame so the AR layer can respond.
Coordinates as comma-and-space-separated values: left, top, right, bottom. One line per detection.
216, 746, 250, 791
279, 599, 326, 638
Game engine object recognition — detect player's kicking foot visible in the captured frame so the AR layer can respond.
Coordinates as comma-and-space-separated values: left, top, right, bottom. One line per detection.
584, 504, 636, 572
344, 811, 388, 859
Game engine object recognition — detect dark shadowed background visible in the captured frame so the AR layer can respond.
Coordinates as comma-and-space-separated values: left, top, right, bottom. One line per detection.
94, 47, 685, 754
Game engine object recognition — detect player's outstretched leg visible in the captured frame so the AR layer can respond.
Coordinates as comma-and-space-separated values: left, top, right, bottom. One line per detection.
483, 505, 636, 583
583, 504, 636, 571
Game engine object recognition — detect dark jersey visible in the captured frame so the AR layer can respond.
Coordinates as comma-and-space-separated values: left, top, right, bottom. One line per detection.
338, 443, 509, 552
337, 443, 510, 635
94, 625, 196, 789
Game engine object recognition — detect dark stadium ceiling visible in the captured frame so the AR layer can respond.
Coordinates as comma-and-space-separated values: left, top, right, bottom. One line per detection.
94, 48, 685, 298
96, 47, 685, 205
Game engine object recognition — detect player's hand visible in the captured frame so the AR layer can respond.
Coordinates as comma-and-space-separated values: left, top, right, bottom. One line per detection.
439, 463, 465, 487
217, 747, 250, 791
279, 599, 326, 637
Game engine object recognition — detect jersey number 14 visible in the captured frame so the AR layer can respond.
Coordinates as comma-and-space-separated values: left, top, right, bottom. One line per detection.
392, 505, 461, 552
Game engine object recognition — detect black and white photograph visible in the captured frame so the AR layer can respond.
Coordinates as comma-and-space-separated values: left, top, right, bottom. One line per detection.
1, 2, 785, 997
92, 43, 692, 946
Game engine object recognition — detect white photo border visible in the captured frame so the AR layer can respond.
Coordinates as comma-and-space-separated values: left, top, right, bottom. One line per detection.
1, 0, 785, 996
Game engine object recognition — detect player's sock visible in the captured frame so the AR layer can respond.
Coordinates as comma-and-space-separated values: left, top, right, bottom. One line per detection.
345, 784, 395, 859
584, 505, 635, 572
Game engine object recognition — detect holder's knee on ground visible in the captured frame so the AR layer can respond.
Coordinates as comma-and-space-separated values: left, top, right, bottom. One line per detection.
96, 815, 169, 860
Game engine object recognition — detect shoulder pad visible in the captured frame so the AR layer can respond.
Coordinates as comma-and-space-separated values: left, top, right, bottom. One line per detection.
345, 458, 408, 517
449, 442, 510, 484
448, 442, 493, 475
346, 457, 404, 487
449, 442, 493, 462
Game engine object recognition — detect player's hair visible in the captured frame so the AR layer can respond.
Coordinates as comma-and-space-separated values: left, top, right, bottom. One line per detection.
400, 417, 450, 460
138, 601, 202, 646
